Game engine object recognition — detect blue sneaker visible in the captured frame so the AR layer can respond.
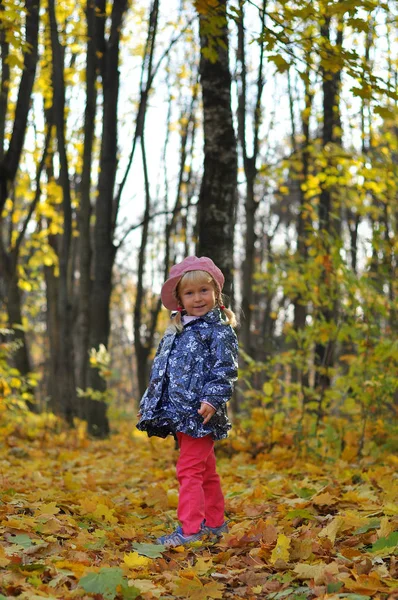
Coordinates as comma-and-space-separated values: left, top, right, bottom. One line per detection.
156, 525, 204, 548
203, 521, 229, 537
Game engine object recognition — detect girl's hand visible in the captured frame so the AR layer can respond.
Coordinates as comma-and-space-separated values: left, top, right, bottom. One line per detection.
198, 402, 216, 424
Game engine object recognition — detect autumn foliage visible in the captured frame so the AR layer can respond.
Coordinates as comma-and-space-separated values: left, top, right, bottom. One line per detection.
0, 413, 397, 599
1, 0, 398, 596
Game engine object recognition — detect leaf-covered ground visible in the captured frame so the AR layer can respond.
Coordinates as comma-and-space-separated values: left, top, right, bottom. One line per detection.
0, 418, 397, 600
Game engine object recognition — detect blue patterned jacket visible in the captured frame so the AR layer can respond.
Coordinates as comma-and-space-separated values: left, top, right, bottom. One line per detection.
136, 308, 238, 440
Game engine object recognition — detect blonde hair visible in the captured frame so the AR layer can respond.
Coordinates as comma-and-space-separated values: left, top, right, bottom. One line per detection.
170, 270, 237, 332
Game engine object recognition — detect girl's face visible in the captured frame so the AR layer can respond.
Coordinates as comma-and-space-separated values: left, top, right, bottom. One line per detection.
178, 278, 216, 317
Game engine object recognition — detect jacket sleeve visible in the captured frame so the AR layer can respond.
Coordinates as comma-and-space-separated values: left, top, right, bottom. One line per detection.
201, 326, 238, 411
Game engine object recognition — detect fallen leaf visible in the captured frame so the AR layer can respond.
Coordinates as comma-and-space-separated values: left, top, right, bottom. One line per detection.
294, 561, 339, 584
319, 516, 344, 543
313, 491, 337, 506
123, 551, 151, 568
343, 572, 391, 593
270, 534, 291, 564
36, 502, 60, 516
131, 542, 166, 558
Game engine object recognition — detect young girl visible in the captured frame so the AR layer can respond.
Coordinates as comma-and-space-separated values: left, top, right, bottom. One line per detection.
137, 256, 238, 548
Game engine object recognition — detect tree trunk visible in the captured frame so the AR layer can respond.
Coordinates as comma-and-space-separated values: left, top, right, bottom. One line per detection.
126, 0, 160, 398
87, 0, 128, 436
0, 0, 40, 409
48, 0, 76, 426
0, 0, 40, 279
75, 0, 98, 392
292, 66, 312, 386
236, 0, 266, 354
0, 2, 10, 162
197, 0, 237, 301
44, 253, 60, 414
0, 0, 40, 214
313, 17, 343, 412
134, 137, 152, 398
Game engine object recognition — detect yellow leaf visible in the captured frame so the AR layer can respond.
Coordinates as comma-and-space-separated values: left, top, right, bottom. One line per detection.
270, 533, 290, 564
41, 518, 62, 534
313, 491, 337, 506
18, 280, 32, 292
55, 560, 89, 577
262, 382, 273, 396
319, 516, 344, 543
93, 503, 118, 524
173, 575, 203, 598
386, 454, 398, 467
0, 547, 10, 567
173, 575, 224, 600
192, 556, 214, 574
343, 572, 390, 593
5, 53, 24, 70
132, 579, 166, 597
6, 516, 37, 529
79, 497, 97, 514
341, 444, 358, 462
123, 551, 151, 568
384, 502, 398, 515
341, 489, 378, 509
36, 502, 60, 516
203, 581, 225, 599
170, 544, 186, 553
93, 529, 107, 539
294, 561, 339, 585
4, 198, 13, 212
0, 379, 11, 396
43, 255, 54, 266
114, 526, 137, 540
379, 517, 395, 539
63, 472, 79, 490
167, 488, 179, 508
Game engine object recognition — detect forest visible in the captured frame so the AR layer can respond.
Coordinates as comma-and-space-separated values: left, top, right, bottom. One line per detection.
0, 0, 397, 598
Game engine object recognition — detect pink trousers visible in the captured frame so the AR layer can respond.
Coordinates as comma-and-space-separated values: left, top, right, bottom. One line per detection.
176, 432, 225, 535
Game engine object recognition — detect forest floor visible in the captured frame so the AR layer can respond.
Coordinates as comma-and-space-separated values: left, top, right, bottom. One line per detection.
0, 416, 397, 600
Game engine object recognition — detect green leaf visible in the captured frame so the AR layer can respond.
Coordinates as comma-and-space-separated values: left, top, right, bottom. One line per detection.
292, 486, 317, 499
79, 567, 125, 600
351, 86, 372, 100
272, 587, 311, 599
268, 54, 290, 73
16, 562, 46, 572
120, 582, 141, 599
272, 588, 295, 599
84, 537, 106, 550
373, 106, 396, 120
286, 509, 316, 521
370, 531, 398, 554
8, 533, 34, 548
131, 542, 166, 558
327, 582, 343, 593
4, 53, 24, 70
353, 519, 380, 535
